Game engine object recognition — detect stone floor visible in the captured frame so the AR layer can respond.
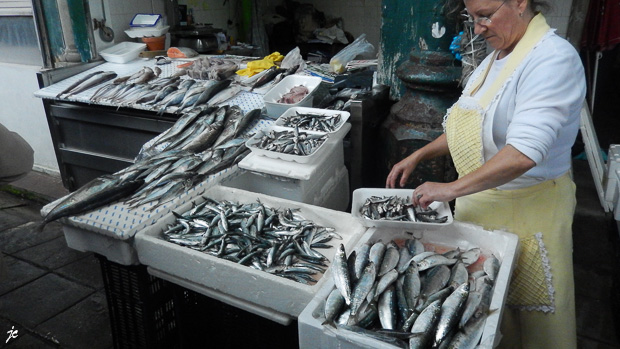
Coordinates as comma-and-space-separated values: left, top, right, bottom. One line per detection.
0, 159, 618, 348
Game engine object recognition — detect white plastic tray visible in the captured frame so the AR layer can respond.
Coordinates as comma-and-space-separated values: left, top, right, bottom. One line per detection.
245, 125, 330, 164
134, 185, 368, 323
99, 42, 147, 63
275, 107, 350, 135
125, 25, 170, 38
298, 222, 519, 349
351, 188, 453, 229
263, 75, 323, 118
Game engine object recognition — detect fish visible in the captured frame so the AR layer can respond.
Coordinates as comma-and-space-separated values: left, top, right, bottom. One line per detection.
403, 263, 421, 311
483, 254, 500, 281
212, 107, 260, 148
58, 71, 118, 98
333, 243, 352, 305
354, 242, 372, 280
378, 285, 398, 330
206, 84, 242, 106
369, 240, 387, 273
42, 174, 143, 224
378, 243, 400, 277
409, 300, 442, 348
374, 269, 399, 302
190, 79, 232, 110
323, 288, 346, 326
56, 70, 104, 98
433, 283, 470, 348
349, 261, 376, 320
250, 66, 283, 91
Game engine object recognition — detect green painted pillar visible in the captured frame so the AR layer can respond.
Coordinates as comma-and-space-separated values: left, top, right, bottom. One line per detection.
379, 0, 462, 188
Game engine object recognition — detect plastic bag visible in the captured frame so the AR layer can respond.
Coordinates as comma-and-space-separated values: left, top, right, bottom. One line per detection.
281, 47, 306, 72
329, 34, 375, 74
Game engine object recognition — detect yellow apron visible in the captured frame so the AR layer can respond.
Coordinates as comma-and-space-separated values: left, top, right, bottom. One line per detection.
444, 14, 577, 348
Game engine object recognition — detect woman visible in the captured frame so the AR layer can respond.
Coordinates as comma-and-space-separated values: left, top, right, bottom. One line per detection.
386, 0, 586, 347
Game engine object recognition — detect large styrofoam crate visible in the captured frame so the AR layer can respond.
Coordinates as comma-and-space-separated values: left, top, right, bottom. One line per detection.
64, 225, 139, 265
246, 125, 330, 164
298, 221, 519, 349
134, 186, 368, 324
310, 165, 349, 211
605, 144, 620, 206
224, 135, 346, 208
615, 169, 620, 222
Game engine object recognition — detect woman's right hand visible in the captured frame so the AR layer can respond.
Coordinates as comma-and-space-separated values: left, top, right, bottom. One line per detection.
386, 154, 419, 188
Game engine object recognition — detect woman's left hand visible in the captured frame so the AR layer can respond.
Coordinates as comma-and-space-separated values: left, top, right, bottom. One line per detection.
412, 181, 456, 209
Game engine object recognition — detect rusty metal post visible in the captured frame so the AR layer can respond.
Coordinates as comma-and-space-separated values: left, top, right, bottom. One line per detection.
379, 0, 462, 188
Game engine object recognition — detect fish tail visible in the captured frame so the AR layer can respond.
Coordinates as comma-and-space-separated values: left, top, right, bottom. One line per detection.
33, 221, 47, 233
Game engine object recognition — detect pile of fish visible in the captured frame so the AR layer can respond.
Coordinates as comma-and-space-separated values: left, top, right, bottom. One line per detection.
323, 238, 500, 348
163, 197, 342, 285
41, 105, 262, 226
245, 65, 300, 91
278, 111, 343, 133
277, 85, 309, 104
56, 71, 118, 99
184, 57, 238, 81
249, 128, 328, 157
360, 195, 449, 224
89, 71, 239, 115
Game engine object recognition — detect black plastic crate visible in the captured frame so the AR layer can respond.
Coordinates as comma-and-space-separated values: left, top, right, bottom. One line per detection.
97, 255, 179, 349
172, 285, 299, 348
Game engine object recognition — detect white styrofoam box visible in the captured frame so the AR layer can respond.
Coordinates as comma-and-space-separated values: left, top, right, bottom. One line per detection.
125, 25, 170, 38
310, 166, 350, 212
275, 107, 350, 135
351, 188, 453, 229
99, 42, 147, 63
134, 186, 368, 324
298, 222, 519, 349
239, 134, 345, 180
246, 125, 330, 164
63, 225, 139, 265
228, 135, 346, 206
604, 144, 620, 205
263, 75, 323, 117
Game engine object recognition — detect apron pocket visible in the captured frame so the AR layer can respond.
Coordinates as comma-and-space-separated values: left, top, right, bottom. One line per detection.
506, 232, 555, 313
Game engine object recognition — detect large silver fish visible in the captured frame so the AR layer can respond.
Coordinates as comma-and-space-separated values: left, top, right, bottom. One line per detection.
333, 243, 352, 305
58, 71, 118, 98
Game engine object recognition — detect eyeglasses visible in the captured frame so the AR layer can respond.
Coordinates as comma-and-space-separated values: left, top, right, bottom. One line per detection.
462, 0, 508, 26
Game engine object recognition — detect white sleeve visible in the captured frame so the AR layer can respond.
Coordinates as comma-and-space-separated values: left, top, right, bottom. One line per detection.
505, 40, 586, 164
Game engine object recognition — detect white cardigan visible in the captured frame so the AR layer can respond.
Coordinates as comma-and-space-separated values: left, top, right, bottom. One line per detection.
467, 30, 586, 190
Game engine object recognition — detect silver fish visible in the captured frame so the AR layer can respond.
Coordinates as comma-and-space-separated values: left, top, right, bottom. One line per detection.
378, 243, 400, 277
374, 269, 399, 302
323, 288, 346, 326
378, 285, 398, 330
433, 283, 470, 348
409, 300, 442, 348
354, 242, 372, 280
349, 262, 376, 319
333, 243, 352, 305
403, 263, 421, 311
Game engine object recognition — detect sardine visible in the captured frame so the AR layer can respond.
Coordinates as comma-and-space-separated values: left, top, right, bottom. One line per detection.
323, 288, 346, 326
349, 262, 376, 319
333, 243, 352, 305
433, 283, 469, 348
409, 300, 442, 348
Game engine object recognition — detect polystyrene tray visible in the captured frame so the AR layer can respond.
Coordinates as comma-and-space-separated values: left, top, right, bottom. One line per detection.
298, 222, 519, 349
264, 75, 323, 118
351, 188, 453, 229
134, 185, 368, 323
245, 125, 330, 164
125, 25, 170, 38
275, 107, 350, 135
99, 42, 146, 63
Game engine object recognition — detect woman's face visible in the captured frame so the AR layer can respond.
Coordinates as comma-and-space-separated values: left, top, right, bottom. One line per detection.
464, 0, 528, 54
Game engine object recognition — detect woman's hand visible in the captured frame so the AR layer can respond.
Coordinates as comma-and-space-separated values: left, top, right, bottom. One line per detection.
385, 134, 451, 189
386, 154, 419, 188
411, 182, 457, 209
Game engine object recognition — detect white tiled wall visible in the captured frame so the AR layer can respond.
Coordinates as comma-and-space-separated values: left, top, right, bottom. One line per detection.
89, 0, 166, 51
546, 0, 572, 38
